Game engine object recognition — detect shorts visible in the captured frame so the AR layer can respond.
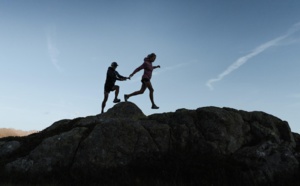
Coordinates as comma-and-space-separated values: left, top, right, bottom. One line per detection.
141, 78, 150, 85
104, 84, 114, 93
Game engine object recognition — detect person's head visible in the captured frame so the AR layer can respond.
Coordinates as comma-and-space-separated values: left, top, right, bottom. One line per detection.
111, 62, 118, 69
147, 53, 156, 62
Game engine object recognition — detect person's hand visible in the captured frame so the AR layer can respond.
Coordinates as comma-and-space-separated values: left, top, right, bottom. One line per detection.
129, 74, 133, 78
127, 77, 131, 80
157, 65, 161, 68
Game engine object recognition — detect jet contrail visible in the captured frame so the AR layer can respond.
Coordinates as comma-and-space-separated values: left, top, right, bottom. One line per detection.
206, 22, 300, 90
46, 25, 62, 72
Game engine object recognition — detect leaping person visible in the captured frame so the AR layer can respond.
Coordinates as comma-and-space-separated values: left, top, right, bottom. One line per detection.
124, 53, 160, 109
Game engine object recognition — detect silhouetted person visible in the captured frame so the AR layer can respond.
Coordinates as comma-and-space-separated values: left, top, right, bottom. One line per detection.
124, 53, 160, 109
101, 62, 128, 113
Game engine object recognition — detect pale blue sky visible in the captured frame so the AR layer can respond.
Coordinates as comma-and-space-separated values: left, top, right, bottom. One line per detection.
1, 0, 300, 132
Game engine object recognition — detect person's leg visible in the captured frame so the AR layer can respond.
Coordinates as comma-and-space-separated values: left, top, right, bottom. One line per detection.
112, 85, 119, 99
112, 85, 120, 103
101, 92, 109, 113
124, 84, 146, 102
144, 81, 158, 109
129, 84, 146, 97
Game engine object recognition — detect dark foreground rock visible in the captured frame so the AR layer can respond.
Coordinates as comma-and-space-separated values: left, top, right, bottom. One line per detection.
0, 102, 300, 185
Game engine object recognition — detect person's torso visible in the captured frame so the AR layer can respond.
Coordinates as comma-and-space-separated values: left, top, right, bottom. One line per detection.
142, 61, 153, 79
105, 67, 117, 85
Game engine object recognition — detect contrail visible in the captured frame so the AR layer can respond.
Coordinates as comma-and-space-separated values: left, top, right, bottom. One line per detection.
46, 25, 62, 72
206, 22, 300, 90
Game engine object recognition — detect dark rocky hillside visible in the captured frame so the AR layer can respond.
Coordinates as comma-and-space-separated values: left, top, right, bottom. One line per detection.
1, 102, 300, 185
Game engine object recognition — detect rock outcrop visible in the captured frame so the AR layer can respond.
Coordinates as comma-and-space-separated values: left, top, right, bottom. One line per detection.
0, 102, 299, 185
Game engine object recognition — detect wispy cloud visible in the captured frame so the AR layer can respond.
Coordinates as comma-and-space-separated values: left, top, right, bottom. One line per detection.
206, 22, 300, 90
46, 25, 62, 72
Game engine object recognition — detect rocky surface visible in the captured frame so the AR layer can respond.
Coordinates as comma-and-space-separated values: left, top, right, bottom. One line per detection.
0, 102, 299, 185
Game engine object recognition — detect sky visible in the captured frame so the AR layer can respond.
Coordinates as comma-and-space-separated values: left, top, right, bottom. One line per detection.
1, 0, 300, 132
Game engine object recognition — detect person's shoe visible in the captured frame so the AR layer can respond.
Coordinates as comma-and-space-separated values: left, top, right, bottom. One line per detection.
124, 95, 129, 102
151, 104, 159, 109
113, 98, 120, 103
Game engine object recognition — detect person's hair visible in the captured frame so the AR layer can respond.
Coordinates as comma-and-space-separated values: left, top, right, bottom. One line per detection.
147, 53, 156, 58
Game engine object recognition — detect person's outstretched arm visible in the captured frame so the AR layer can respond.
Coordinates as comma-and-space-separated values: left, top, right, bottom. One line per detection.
129, 63, 144, 78
153, 65, 161, 69
115, 71, 128, 81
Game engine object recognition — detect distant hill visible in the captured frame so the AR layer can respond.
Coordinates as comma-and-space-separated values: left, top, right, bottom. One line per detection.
0, 128, 37, 138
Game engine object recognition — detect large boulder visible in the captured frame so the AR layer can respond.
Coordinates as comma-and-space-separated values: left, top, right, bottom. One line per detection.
0, 102, 299, 185
0, 141, 20, 158
5, 127, 88, 178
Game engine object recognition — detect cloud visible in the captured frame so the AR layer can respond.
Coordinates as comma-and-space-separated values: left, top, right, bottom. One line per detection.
206, 22, 300, 90
46, 25, 62, 72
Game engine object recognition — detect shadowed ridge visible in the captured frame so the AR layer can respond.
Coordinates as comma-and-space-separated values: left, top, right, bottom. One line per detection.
1, 104, 300, 186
